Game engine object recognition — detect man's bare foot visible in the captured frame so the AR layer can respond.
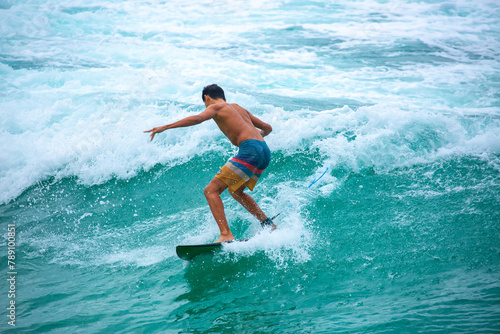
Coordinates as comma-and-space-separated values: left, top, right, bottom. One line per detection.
215, 235, 235, 243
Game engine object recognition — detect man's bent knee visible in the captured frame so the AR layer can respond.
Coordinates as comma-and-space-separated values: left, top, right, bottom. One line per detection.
205, 178, 228, 198
204, 184, 218, 198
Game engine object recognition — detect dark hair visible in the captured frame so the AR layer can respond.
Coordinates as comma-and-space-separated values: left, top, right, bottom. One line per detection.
202, 84, 225, 102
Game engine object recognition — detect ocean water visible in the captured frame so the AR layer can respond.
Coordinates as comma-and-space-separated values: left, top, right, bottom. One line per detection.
1, 0, 500, 332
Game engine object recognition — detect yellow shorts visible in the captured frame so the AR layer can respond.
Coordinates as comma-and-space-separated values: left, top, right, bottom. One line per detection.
215, 163, 259, 192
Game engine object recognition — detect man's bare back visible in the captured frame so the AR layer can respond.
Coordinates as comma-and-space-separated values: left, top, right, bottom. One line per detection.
204, 102, 268, 146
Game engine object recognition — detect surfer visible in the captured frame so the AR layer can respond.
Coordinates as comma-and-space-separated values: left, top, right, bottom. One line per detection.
144, 84, 276, 242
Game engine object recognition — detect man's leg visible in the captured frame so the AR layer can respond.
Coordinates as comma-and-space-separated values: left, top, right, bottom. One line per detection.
204, 177, 235, 243
229, 186, 277, 229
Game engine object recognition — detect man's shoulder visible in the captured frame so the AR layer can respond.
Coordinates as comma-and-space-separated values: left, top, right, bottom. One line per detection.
210, 102, 231, 111
213, 102, 244, 113
204, 103, 224, 116
228, 103, 247, 113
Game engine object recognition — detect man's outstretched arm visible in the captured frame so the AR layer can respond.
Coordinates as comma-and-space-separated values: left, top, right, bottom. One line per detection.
144, 106, 218, 141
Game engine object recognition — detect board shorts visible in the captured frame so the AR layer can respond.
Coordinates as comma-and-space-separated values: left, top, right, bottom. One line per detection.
215, 139, 271, 192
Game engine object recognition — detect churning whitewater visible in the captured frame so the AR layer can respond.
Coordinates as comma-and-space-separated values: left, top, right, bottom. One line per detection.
1, 0, 499, 332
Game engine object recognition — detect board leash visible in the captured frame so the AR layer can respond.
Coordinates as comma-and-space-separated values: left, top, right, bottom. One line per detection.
269, 167, 329, 221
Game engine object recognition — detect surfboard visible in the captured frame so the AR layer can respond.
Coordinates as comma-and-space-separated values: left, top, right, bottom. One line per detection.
176, 239, 248, 261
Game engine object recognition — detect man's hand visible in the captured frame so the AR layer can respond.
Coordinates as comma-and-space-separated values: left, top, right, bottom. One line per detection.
144, 126, 166, 141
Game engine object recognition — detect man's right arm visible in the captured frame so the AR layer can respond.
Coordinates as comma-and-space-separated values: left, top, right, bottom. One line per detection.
247, 110, 273, 137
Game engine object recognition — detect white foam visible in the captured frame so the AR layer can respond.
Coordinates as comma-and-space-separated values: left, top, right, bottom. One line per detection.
1, 0, 499, 204
2, 91, 499, 204
266, 103, 500, 173
219, 212, 313, 267
0, 66, 225, 203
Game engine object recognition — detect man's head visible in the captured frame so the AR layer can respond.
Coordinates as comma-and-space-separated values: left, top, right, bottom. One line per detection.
202, 84, 226, 106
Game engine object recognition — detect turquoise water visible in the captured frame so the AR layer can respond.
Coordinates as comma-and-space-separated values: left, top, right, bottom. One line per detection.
1, 0, 500, 332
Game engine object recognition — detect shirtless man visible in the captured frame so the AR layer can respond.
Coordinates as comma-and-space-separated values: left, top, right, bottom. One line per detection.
144, 84, 276, 242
